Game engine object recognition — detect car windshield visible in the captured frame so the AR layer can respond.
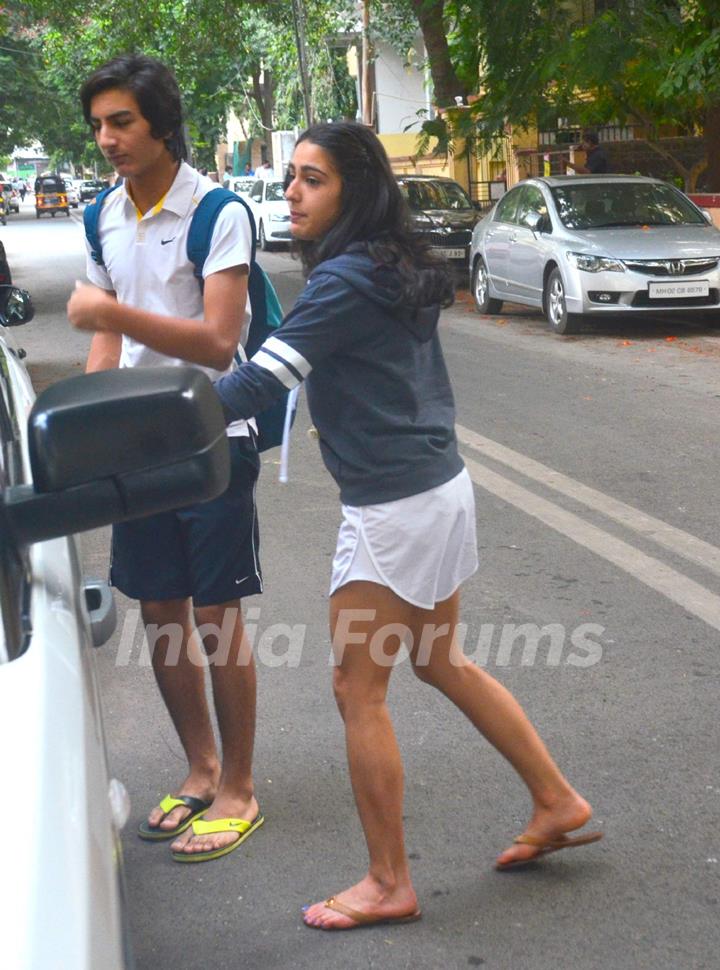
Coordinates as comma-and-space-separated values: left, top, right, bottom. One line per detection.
550, 182, 707, 230
265, 182, 286, 202
401, 180, 473, 211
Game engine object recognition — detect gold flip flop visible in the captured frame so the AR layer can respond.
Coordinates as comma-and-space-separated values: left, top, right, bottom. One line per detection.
496, 829, 604, 870
304, 896, 422, 930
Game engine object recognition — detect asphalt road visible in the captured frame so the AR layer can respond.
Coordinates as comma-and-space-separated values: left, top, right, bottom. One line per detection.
5, 198, 720, 969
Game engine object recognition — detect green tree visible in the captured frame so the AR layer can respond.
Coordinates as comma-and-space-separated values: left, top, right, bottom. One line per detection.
11, 0, 360, 170
411, 0, 720, 191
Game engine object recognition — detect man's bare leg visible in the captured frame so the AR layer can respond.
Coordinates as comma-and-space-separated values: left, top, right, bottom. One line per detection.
142, 598, 220, 832
171, 599, 259, 855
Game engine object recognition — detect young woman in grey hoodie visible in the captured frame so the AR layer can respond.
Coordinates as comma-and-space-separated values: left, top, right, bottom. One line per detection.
214, 122, 602, 929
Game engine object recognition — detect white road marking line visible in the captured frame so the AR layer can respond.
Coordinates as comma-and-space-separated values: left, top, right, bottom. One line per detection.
457, 423, 720, 579
462, 454, 720, 632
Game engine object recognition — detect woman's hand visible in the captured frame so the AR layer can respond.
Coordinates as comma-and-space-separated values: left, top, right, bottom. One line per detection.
67, 282, 117, 332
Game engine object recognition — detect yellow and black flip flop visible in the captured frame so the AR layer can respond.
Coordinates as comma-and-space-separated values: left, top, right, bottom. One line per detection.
172, 810, 264, 863
137, 794, 211, 842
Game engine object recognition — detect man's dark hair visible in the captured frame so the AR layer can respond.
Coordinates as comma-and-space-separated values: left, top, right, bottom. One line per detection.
292, 122, 453, 309
80, 54, 187, 162
583, 130, 600, 147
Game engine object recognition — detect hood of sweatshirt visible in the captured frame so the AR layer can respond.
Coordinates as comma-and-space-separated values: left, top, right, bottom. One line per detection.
313, 246, 441, 342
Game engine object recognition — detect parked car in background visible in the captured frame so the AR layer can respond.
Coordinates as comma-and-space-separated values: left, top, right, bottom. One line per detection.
0, 238, 11, 285
231, 176, 255, 198
79, 179, 107, 203
34, 174, 70, 218
470, 174, 720, 334
397, 175, 482, 270
63, 178, 80, 208
245, 179, 292, 250
0, 182, 20, 214
0, 313, 231, 970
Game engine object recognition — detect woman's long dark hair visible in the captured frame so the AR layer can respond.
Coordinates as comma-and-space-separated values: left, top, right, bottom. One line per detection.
293, 122, 454, 309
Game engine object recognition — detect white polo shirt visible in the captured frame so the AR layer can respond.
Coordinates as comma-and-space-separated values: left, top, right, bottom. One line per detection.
85, 161, 253, 438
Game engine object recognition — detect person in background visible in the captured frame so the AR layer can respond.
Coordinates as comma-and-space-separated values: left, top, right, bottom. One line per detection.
243, 162, 254, 177
569, 130, 609, 175
256, 159, 274, 180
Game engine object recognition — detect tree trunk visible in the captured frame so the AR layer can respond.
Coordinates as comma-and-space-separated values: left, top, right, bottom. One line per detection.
252, 68, 275, 167
704, 102, 720, 191
410, 0, 469, 108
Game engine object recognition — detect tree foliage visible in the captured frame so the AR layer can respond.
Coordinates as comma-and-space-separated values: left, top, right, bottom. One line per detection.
5, 0, 360, 169
414, 0, 720, 190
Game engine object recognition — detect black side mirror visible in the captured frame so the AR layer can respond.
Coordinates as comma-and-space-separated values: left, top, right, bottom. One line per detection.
4, 367, 230, 546
0, 286, 34, 327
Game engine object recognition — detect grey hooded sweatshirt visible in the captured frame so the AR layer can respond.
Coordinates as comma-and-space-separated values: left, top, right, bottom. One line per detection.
215, 245, 464, 505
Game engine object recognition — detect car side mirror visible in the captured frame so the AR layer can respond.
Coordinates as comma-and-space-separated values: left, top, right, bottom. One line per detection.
700, 208, 714, 225
4, 367, 230, 546
0, 286, 34, 327
523, 211, 544, 233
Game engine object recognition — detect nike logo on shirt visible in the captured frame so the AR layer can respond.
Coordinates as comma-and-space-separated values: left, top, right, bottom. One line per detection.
161, 237, 176, 245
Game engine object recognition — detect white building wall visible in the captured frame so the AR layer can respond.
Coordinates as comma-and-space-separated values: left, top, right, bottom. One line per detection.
373, 35, 432, 135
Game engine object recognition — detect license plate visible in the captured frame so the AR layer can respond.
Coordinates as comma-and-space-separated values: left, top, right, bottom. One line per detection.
648, 280, 709, 299
431, 247, 466, 260
45, 195, 59, 204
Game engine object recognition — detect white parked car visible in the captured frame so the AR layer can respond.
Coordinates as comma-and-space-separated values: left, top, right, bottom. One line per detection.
0, 287, 230, 970
245, 178, 292, 250
231, 176, 255, 198
469, 174, 720, 333
63, 178, 80, 208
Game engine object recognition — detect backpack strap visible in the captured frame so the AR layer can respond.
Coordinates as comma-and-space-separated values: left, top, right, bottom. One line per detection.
83, 183, 122, 267
187, 187, 257, 287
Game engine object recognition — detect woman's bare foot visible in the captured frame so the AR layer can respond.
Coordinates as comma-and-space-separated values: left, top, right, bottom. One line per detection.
495, 791, 598, 868
303, 874, 419, 930
170, 791, 259, 855
146, 766, 219, 833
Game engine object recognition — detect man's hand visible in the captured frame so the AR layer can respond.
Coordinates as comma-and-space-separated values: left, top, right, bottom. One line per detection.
67, 282, 117, 332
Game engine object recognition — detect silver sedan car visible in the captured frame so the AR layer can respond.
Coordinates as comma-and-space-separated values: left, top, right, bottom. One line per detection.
469, 175, 720, 333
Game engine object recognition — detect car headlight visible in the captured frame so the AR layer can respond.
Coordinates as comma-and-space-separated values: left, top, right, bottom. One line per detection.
566, 252, 625, 273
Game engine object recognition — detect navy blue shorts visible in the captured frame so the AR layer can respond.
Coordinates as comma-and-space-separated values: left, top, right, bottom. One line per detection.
110, 436, 262, 606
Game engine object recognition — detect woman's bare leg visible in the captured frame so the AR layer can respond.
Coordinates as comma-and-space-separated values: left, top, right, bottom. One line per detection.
303, 581, 420, 929
408, 590, 594, 866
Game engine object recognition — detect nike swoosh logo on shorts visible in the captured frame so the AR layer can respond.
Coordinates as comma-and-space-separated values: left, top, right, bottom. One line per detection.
161, 237, 176, 245
235, 576, 250, 585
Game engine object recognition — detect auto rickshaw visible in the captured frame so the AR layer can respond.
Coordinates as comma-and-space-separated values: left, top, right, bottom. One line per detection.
34, 174, 70, 218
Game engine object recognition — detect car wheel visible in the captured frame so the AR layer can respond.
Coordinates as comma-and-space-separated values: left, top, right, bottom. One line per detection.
472, 257, 503, 314
544, 268, 581, 335
258, 221, 272, 252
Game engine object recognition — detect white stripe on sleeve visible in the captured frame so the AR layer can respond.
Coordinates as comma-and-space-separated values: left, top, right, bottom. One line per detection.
263, 336, 313, 378
252, 349, 304, 389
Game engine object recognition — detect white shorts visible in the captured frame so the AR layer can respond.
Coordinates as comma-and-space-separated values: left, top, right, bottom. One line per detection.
330, 468, 478, 609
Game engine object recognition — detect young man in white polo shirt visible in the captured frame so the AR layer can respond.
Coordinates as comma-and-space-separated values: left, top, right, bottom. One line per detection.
68, 55, 264, 863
